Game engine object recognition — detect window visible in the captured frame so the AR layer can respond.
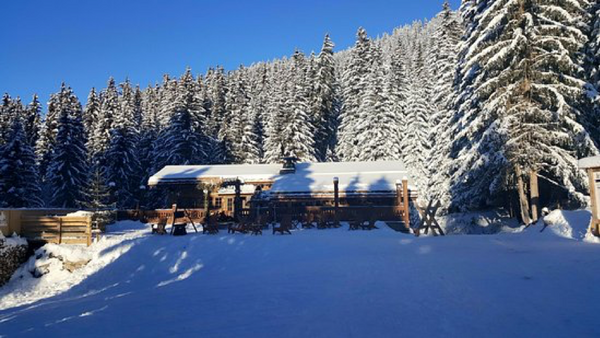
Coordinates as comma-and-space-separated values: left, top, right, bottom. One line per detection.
241, 197, 247, 208
214, 198, 222, 209
227, 198, 233, 211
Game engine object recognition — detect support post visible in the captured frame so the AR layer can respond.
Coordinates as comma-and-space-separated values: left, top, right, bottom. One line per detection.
333, 177, 340, 226
588, 169, 600, 236
530, 170, 539, 222
203, 189, 210, 225
233, 179, 242, 222
402, 178, 410, 229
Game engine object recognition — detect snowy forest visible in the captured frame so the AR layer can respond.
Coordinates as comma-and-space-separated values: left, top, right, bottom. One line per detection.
0, 1, 599, 220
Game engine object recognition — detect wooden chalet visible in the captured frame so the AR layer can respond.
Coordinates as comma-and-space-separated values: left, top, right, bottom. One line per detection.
148, 159, 416, 228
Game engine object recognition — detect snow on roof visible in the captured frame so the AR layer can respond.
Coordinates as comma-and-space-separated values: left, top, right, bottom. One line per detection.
148, 164, 281, 186
148, 160, 412, 194
578, 156, 600, 169
270, 161, 410, 194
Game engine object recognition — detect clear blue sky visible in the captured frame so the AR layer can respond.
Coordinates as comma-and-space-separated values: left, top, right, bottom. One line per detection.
0, 0, 460, 107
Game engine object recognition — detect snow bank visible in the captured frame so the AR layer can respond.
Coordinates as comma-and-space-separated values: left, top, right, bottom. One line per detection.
0, 221, 148, 310
539, 209, 599, 243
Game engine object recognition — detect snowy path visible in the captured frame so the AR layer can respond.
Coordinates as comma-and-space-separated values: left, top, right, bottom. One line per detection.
1, 220, 600, 337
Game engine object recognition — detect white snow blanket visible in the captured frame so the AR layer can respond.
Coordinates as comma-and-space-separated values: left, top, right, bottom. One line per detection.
0, 212, 599, 337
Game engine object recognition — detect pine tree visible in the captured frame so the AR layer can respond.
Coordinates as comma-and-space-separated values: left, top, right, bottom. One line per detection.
353, 47, 402, 162
152, 69, 208, 171
83, 88, 101, 138
0, 118, 43, 208
84, 163, 111, 211
427, 2, 463, 203
282, 50, 317, 162
448, 0, 597, 217
263, 63, 290, 163
337, 27, 373, 161
402, 41, 433, 192
312, 34, 337, 161
45, 86, 89, 208
23, 95, 42, 149
104, 80, 141, 209
36, 84, 76, 185
89, 78, 119, 167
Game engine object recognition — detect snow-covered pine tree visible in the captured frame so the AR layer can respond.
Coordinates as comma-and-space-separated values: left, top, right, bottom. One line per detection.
45, 86, 89, 208
312, 34, 337, 161
207, 66, 228, 139
282, 50, 317, 162
427, 2, 463, 204
353, 45, 402, 162
88, 78, 119, 168
263, 62, 290, 163
23, 95, 42, 149
222, 68, 257, 163
337, 28, 372, 161
83, 88, 100, 138
593, 1, 600, 92
448, 0, 598, 219
36, 84, 75, 185
0, 118, 43, 208
0, 94, 16, 145
402, 40, 433, 192
104, 79, 141, 209
151, 69, 208, 171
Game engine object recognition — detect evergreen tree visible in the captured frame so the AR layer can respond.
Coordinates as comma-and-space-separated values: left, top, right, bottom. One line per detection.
448, 0, 597, 218
337, 27, 373, 161
353, 47, 402, 162
312, 34, 337, 161
23, 95, 42, 149
45, 86, 89, 208
83, 88, 101, 138
152, 68, 208, 170
0, 119, 43, 208
282, 50, 317, 162
89, 78, 119, 167
104, 80, 141, 209
84, 163, 111, 211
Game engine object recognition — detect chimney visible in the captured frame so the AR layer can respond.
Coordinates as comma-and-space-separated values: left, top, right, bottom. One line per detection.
280, 156, 298, 174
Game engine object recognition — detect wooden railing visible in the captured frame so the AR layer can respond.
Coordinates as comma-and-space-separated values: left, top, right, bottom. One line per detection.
20, 215, 93, 246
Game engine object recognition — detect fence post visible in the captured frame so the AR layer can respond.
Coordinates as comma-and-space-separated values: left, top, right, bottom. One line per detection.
402, 178, 410, 230
333, 177, 339, 226
58, 217, 62, 244
87, 217, 92, 246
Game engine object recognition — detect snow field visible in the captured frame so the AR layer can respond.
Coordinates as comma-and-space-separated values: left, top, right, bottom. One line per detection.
0, 212, 599, 337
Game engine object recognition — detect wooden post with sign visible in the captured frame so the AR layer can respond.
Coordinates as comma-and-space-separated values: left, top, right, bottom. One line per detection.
578, 156, 600, 236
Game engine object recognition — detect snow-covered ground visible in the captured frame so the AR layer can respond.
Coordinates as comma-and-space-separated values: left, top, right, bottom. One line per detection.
1, 211, 600, 337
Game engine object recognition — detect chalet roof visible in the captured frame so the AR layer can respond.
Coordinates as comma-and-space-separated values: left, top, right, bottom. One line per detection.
148, 164, 281, 186
579, 156, 600, 169
270, 161, 411, 195
148, 160, 412, 194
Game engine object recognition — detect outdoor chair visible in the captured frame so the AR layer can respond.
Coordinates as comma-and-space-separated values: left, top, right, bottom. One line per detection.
152, 218, 168, 235
273, 214, 293, 235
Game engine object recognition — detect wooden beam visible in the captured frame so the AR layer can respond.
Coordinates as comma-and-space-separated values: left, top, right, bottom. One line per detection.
402, 179, 409, 229
588, 169, 599, 236
530, 170, 539, 222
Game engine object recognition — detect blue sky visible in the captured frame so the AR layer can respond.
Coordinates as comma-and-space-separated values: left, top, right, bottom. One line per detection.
0, 0, 460, 107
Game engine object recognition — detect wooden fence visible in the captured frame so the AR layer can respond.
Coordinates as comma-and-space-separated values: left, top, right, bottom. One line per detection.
20, 215, 93, 246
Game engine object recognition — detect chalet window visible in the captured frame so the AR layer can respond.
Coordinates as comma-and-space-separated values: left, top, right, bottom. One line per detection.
227, 198, 233, 211
214, 198, 222, 209
241, 197, 247, 207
